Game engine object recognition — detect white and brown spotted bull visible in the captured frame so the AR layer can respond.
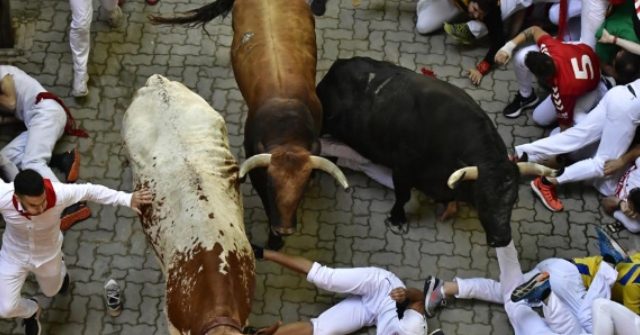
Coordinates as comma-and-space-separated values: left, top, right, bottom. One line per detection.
151, 0, 349, 250
122, 75, 258, 335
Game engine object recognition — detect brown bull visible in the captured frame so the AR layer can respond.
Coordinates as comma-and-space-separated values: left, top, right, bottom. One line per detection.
123, 75, 258, 335
151, 0, 349, 250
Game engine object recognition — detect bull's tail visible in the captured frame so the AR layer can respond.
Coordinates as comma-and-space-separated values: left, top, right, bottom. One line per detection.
149, 0, 235, 27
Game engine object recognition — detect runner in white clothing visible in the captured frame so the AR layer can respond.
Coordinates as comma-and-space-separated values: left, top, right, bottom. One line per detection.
68, 0, 123, 97
0, 65, 91, 230
0, 169, 151, 335
514, 78, 640, 213
424, 245, 616, 334
250, 245, 429, 335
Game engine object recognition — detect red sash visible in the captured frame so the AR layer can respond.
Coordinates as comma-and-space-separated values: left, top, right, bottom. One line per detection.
35, 92, 88, 138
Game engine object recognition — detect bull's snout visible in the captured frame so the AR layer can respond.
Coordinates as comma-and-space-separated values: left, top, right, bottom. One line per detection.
271, 226, 296, 236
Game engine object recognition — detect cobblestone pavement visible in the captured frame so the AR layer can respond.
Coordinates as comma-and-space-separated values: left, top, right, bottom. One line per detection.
0, 0, 639, 334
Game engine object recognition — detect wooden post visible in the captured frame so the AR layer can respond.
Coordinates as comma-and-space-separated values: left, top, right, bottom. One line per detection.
0, 0, 14, 48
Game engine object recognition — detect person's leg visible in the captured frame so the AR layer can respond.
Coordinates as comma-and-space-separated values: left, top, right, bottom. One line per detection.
21, 101, 67, 182
579, 0, 608, 48
33, 251, 67, 298
496, 241, 525, 301
453, 278, 503, 304
265, 248, 390, 297
309, 296, 373, 335
535, 259, 584, 309
0, 256, 37, 319
540, 292, 583, 334
555, 91, 639, 185
0, 151, 19, 181
416, 0, 461, 34
515, 95, 607, 162
319, 137, 394, 188
592, 298, 640, 335
531, 96, 558, 127
574, 261, 617, 333
263, 249, 314, 275
505, 300, 560, 334
514, 45, 539, 99
69, 0, 93, 96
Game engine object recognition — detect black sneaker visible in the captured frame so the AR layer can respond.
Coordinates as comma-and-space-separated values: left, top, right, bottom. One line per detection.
23, 299, 41, 335
511, 272, 551, 303
503, 92, 539, 118
57, 273, 70, 296
50, 148, 80, 183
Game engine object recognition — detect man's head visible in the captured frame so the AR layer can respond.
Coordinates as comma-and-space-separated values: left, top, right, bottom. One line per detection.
627, 188, 640, 215
613, 50, 640, 85
525, 51, 556, 91
468, 0, 497, 20
14, 169, 47, 216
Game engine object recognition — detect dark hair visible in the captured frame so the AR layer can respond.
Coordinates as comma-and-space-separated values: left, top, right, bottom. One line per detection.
614, 50, 640, 85
525, 51, 556, 79
472, 0, 499, 15
14, 169, 45, 196
628, 188, 640, 213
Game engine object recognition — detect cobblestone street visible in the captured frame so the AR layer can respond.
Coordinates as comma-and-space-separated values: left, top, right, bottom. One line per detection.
0, 0, 638, 334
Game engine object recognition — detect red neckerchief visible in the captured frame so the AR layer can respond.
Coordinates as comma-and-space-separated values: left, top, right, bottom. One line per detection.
35, 92, 89, 138
615, 164, 637, 198
12, 179, 57, 219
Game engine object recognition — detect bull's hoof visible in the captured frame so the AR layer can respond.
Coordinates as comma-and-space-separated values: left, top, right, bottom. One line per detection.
310, 0, 327, 16
385, 218, 409, 235
267, 234, 285, 251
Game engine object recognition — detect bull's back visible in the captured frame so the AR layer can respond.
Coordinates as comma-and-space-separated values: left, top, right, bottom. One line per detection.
319, 58, 501, 164
122, 75, 254, 334
231, 0, 318, 112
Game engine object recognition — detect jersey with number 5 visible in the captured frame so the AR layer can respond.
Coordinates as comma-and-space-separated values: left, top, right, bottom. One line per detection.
537, 36, 601, 126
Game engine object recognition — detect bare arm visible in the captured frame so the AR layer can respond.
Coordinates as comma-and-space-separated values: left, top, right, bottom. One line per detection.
0, 74, 17, 114
495, 26, 550, 64
600, 28, 640, 56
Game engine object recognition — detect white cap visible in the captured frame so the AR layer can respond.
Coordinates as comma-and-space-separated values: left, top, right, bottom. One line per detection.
398, 309, 428, 335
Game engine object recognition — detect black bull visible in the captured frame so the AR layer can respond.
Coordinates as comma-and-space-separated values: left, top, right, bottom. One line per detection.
317, 57, 555, 248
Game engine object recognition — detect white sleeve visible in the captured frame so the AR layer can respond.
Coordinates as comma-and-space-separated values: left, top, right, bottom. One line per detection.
55, 182, 132, 209
613, 210, 640, 233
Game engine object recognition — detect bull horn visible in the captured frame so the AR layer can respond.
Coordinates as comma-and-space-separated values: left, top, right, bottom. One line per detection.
239, 154, 272, 179
447, 166, 478, 189
517, 162, 558, 177
310, 156, 349, 189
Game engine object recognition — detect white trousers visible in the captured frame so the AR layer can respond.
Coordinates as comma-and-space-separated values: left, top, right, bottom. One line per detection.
307, 263, 402, 335
319, 137, 394, 189
548, 0, 582, 41
0, 252, 66, 319
69, 0, 118, 78
0, 100, 66, 182
580, 0, 608, 48
592, 298, 640, 335
537, 258, 617, 333
516, 84, 640, 186
457, 243, 595, 334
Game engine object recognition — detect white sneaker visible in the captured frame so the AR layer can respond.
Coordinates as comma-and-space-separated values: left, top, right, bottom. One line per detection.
71, 74, 89, 97
100, 6, 123, 28
104, 279, 123, 317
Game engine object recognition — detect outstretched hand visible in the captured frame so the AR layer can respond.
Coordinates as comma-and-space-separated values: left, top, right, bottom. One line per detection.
130, 188, 153, 215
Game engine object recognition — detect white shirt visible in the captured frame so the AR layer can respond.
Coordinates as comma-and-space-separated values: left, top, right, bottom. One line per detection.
0, 65, 46, 124
0, 181, 132, 267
